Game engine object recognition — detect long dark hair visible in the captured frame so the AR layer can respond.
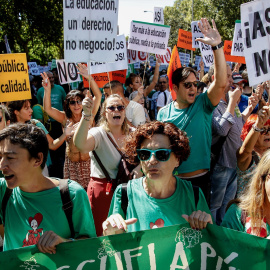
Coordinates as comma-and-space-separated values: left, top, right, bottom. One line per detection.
63, 90, 85, 118
7, 100, 31, 123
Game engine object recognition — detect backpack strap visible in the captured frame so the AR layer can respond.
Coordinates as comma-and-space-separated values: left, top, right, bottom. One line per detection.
59, 179, 75, 238
163, 91, 167, 106
121, 183, 128, 217
1, 187, 12, 226
192, 185, 199, 208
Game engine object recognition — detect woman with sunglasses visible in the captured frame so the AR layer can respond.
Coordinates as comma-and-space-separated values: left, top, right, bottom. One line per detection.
41, 69, 102, 189
236, 106, 270, 197
102, 121, 212, 235
74, 93, 134, 236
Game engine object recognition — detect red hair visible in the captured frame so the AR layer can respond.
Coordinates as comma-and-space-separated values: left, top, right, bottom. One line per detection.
241, 114, 270, 141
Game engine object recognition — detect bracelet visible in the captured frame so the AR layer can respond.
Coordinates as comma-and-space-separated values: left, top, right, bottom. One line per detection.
82, 111, 92, 121
252, 124, 264, 132
212, 41, 223, 51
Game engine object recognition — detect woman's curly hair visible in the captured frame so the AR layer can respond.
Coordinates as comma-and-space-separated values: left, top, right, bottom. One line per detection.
124, 121, 190, 165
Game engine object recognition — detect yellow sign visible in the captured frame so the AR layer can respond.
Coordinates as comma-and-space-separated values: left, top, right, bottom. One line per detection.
0, 53, 32, 102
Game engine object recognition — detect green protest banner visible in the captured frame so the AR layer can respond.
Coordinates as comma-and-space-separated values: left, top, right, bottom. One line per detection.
1, 223, 269, 269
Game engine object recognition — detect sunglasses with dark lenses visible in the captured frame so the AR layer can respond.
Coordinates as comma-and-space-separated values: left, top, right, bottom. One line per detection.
0, 116, 2, 122
183, 81, 199, 89
136, 149, 172, 162
261, 127, 270, 135
106, 105, 125, 112
69, 100, 82, 105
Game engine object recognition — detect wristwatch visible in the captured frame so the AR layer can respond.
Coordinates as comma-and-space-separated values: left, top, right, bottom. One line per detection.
212, 41, 223, 51
252, 124, 264, 132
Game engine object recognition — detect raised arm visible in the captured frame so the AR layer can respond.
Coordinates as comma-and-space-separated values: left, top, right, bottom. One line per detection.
77, 63, 102, 117
196, 18, 227, 106
73, 90, 96, 153
144, 58, 161, 97
237, 105, 270, 171
41, 72, 66, 125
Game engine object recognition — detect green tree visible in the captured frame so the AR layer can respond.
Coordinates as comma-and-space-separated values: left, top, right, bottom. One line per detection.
0, 0, 63, 64
164, 0, 251, 55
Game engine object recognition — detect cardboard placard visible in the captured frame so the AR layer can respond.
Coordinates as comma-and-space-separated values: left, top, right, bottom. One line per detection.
128, 20, 170, 55
0, 53, 31, 102
224, 40, 246, 64
177, 29, 195, 51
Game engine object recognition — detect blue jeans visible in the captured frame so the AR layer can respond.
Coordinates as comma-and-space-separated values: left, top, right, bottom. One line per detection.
210, 164, 237, 225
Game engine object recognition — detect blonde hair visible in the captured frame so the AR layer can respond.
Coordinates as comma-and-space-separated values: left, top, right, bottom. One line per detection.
97, 94, 129, 135
239, 150, 270, 234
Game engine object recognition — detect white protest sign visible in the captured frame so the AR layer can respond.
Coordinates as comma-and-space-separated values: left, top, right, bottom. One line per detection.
56, 60, 81, 84
127, 49, 138, 64
231, 20, 244, 56
241, 0, 270, 86
128, 20, 170, 55
64, 0, 119, 63
134, 62, 140, 69
89, 35, 128, 74
199, 42, 214, 67
153, 7, 164, 25
191, 21, 204, 49
156, 47, 171, 65
137, 51, 148, 62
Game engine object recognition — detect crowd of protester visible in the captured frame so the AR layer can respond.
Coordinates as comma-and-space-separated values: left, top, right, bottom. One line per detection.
1, 18, 270, 254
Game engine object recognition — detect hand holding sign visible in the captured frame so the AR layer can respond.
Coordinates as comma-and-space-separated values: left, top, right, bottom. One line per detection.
41, 72, 51, 93
196, 18, 221, 47
82, 90, 94, 115
182, 210, 213, 230
103, 214, 137, 236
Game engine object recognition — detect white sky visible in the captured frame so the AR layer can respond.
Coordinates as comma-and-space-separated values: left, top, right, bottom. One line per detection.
118, 0, 176, 37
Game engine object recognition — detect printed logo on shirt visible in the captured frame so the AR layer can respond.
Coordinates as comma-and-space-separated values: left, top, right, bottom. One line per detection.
22, 213, 43, 247
150, 218, 165, 229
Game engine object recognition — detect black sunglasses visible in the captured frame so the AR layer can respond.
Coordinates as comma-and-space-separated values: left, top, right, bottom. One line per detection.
106, 105, 125, 112
183, 81, 199, 89
0, 116, 2, 123
261, 127, 270, 135
136, 149, 172, 162
69, 100, 82, 105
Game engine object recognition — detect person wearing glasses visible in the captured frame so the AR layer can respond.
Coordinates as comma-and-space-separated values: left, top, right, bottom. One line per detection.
236, 107, 270, 198
157, 18, 227, 205
102, 121, 212, 235
74, 93, 134, 236
41, 70, 102, 190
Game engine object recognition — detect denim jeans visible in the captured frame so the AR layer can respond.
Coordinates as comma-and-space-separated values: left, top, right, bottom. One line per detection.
210, 164, 237, 225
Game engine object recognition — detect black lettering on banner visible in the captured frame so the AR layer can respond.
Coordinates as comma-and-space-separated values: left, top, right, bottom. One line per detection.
0, 79, 29, 93
57, 62, 68, 82
0, 60, 25, 73
252, 11, 266, 39
66, 40, 77, 50
253, 49, 269, 77
265, 8, 270, 34
68, 63, 78, 80
68, 19, 77, 30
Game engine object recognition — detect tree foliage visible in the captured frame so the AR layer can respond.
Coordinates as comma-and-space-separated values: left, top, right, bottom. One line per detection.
0, 0, 63, 63
164, 0, 252, 55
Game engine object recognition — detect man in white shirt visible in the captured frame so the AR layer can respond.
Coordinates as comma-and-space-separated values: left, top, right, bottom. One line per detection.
103, 81, 146, 127
157, 75, 173, 112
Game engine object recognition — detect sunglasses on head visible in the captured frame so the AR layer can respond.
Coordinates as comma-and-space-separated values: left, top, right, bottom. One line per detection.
183, 81, 199, 89
106, 105, 125, 112
136, 149, 172, 162
69, 100, 82, 105
261, 127, 270, 135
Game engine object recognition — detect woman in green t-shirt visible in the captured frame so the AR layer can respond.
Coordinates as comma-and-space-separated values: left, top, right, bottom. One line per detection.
102, 121, 213, 235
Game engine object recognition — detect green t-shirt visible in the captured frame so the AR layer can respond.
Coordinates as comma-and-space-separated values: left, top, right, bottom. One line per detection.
36, 84, 66, 121
108, 177, 210, 232
221, 203, 270, 237
157, 92, 215, 174
30, 119, 52, 167
32, 105, 44, 122
0, 179, 96, 251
